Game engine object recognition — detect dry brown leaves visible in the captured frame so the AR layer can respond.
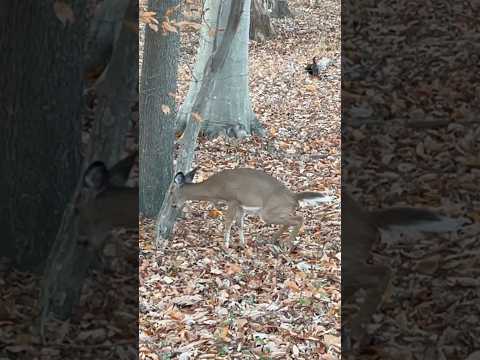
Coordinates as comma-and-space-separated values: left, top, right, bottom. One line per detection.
343, 0, 480, 358
140, 0, 341, 358
0, 230, 138, 359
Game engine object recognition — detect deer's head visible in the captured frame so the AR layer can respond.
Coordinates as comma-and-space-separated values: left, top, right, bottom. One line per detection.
78, 153, 138, 235
170, 168, 198, 209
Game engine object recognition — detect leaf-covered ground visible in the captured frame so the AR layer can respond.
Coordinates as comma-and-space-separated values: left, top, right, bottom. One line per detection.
140, 0, 341, 359
343, 0, 480, 358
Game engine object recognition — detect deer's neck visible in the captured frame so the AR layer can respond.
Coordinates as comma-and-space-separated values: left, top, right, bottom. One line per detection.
182, 182, 219, 201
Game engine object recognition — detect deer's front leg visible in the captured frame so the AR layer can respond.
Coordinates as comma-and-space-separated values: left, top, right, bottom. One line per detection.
223, 201, 239, 248
237, 208, 246, 247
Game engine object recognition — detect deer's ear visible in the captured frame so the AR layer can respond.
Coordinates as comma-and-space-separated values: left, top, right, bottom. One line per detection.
174, 172, 185, 185
108, 152, 137, 187
84, 161, 108, 190
184, 168, 198, 183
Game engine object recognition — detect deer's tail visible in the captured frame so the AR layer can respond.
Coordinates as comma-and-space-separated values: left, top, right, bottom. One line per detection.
295, 192, 334, 207
370, 207, 467, 232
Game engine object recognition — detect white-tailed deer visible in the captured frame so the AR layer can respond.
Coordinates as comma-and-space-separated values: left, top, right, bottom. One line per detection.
171, 168, 333, 248
36, 154, 138, 337
342, 192, 466, 353
78, 153, 138, 251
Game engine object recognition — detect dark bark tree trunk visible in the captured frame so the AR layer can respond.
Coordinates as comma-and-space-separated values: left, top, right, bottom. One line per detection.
38, 0, 138, 324
89, 0, 138, 166
0, 2, 89, 272
250, 0, 275, 42
156, 0, 248, 250
139, 0, 180, 218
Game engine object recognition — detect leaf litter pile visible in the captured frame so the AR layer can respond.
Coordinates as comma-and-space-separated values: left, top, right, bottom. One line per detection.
343, 0, 480, 358
140, 0, 341, 359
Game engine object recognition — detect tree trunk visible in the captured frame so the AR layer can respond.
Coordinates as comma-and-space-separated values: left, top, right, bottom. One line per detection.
0, 2, 89, 272
156, 0, 248, 250
250, 0, 275, 42
266, 0, 292, 18
139, 0, 180, 218
38, 153, 138, 336
176, 0, 264, 138
84, 0, 130, 87
89, 0, 138, 167
38, 0, 138, 323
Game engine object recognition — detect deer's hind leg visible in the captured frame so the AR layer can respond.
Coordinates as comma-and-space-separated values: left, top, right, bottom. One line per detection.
260, 206, 303, 248
236, 207, 246, 247
272, 225, 289, 242
345, 264, 391, 353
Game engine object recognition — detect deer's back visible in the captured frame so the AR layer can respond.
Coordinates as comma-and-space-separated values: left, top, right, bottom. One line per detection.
206, 168, 294, 207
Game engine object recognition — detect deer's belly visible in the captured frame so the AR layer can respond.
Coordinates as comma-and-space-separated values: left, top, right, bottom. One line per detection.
241, 206, 262, 214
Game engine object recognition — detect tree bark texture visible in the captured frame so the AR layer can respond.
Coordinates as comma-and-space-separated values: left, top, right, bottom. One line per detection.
176, 0, 264, 138
139, 0, 180, 217
0, 2, 89, 271
265, 0, 292, 18
37, 0, 139, 324
250, 0, 275, 42
89, 0, 138, 167
156, 0, 248, 250
84, 0, 130, 87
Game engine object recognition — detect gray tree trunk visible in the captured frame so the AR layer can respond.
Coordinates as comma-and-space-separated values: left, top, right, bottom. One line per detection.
84, 0, 130, 87
0, 2, 89, 272
89, 0, 138, 167
250, 0, 275, 42
176, 0, 264, 138
156, 0, 248, 250
265, 0, 292, 18
140, 0, 180, 218
37, 0, 138, 324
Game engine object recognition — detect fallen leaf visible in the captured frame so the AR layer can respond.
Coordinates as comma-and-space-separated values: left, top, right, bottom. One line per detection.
167, 308, 185, 321
208, 209, 222, 218
225, 263, 242, 276
285, 279, 301, 292
215, 325, 230, 342
163, 276, 174, 284
148, 23, 159, 32
162, 21, 178, 33
235, 318, 248, 330
172, 294, 203, 306
53, 1, 75, 26
413, 254, 441, 275
323, 334, 340, 348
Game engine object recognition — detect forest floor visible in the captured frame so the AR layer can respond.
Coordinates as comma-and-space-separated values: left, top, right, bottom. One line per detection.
140, 0, 341, 359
